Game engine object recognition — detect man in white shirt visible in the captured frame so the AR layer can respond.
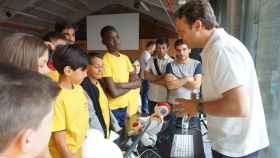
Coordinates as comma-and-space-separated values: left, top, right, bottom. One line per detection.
144, 37, 173, 114
173, 0, 269, 157
139, 41, 156, 114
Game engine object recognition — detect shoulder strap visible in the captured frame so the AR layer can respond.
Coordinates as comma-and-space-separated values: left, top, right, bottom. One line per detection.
153, 58, 162, 75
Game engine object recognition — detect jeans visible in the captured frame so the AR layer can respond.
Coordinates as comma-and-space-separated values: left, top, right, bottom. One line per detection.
112, 107, 127, 127
212, 150, 259, 158
141, 80, 150, 114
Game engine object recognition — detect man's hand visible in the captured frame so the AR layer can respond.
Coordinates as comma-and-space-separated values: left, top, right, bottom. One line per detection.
165, 74, 177, 87
186, 76, 194, 83
184, 75, 202, 90
165, 74, 177, 82
165, 74, 191, 90
172, 97, 198, 117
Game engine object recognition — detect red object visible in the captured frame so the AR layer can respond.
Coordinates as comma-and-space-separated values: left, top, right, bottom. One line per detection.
132, 122, 143, 130
157, 102, 171, 111
47, 61, 56, 71
132, 122, 139, 128
156, 102, 172, 117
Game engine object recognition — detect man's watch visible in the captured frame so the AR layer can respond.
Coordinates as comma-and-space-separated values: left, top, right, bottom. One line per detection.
197, 102, 204, 113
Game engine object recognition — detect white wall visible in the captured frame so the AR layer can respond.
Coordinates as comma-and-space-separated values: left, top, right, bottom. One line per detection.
86, 13, 139, 51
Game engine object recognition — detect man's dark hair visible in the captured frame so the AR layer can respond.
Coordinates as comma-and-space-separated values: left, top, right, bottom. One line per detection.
55, 20, 77, 32
100, 25, 118, 38
53, 44, 89, 74
174, 39, 185, 48
43, 31, 67, 42
156, 36, 169, 46
175, 0, 218, 30
145, 41, 156, 49
0, 63, 60, 151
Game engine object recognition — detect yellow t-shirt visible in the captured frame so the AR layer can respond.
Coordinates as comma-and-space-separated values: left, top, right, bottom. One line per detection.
102, 52, 134, 109
127, 88, 141, 116
49, 85, 89, 158
96, 81, 110, 138
47, 70, 59, 82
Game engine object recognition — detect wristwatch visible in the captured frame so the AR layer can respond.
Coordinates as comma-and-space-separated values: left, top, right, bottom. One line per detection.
197, 101, 204, 113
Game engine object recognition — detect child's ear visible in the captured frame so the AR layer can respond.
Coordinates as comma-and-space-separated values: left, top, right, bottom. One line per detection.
20, 129, 34, 154
64, 66, 73, 76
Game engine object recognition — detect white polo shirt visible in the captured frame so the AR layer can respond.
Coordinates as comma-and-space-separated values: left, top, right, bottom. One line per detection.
145, 54, 173, 102
201, 28, 269, 157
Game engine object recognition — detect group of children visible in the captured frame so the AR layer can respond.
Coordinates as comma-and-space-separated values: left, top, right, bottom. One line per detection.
0, 20, 144, 158
44, 24, 141, 158
0, 17, 201, 158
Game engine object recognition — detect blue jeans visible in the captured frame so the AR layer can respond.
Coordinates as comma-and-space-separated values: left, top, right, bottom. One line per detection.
212, 150, 259, 158
141, 80, 149, 114
112, 107, 127, 127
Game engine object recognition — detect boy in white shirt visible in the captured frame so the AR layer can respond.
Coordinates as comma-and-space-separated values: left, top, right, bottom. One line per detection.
139, 41, 156, 114
144, 37, 173, 114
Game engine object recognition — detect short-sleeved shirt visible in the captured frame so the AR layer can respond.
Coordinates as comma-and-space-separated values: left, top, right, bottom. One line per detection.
166, 59, 201, 100
102, 52, 134, 109
49, 85, 89, 158
201, 28, 269, 157
140, 50, 152, 79
127, 88, 141, 116
145, 54, 173, 102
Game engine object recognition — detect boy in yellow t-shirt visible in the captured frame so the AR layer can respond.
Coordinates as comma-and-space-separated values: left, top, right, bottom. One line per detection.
100, 25, 141, 127
48, 45, 89, 158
